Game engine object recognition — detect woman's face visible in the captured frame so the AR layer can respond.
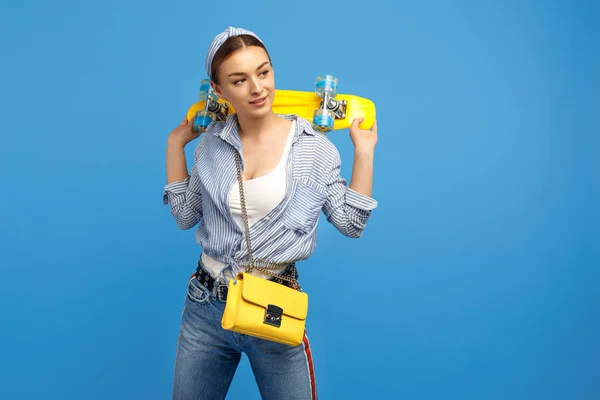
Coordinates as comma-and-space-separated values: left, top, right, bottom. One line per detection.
211, 46, 275, 120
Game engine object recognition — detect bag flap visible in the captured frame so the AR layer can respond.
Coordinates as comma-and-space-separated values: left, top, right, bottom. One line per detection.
240, 273, 308, 320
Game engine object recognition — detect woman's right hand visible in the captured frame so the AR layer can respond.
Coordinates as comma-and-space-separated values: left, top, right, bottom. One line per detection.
168, 115, 201, 147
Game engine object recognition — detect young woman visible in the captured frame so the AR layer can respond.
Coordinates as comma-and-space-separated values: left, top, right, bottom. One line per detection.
163, 26, 378, 400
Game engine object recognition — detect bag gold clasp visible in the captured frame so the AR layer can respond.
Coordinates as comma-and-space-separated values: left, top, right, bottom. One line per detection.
264, 304, 283, 327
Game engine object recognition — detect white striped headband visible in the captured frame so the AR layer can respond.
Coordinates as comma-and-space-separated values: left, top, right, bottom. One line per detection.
205, 26, 264, 80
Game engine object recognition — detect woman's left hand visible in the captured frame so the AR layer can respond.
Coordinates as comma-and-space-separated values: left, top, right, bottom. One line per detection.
349, 118, 378, 153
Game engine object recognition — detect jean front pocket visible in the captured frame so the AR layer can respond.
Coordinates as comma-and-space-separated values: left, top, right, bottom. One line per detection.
186, 277, 212, 305
280, 179, 327, 234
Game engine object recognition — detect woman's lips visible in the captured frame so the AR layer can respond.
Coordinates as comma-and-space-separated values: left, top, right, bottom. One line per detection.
249, 96, 267, 106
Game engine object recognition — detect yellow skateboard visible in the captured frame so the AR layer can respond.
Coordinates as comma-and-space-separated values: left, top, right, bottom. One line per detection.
186, 75, 376, 133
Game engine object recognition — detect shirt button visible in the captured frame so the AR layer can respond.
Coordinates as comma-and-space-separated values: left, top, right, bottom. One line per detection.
266, 216, 270, 221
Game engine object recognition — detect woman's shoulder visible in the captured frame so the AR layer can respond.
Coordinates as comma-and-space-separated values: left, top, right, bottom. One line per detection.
203, 120, 227, 138
190, 120, 225, 159
193, 120, 227, 149
294, 115, 341, 161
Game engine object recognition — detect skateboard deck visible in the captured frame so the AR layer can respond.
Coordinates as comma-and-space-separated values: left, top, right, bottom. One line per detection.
186, 75, 376, 133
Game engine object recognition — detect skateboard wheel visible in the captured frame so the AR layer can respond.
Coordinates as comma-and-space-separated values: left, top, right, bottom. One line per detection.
312, 109, 334, 132
194, 110, 215, 132
199, 79, 218, 102
315, 75, 338, 98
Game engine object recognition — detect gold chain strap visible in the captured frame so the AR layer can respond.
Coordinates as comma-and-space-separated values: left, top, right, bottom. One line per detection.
234, 150, 301, 291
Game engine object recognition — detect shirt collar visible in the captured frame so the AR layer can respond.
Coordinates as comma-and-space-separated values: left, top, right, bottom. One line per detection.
212, 113, 316, 148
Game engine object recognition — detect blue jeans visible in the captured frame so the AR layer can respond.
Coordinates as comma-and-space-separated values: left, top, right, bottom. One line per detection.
172, 275, 318, 399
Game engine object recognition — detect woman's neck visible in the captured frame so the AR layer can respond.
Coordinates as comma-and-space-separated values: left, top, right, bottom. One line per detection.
237, 112, 282, 141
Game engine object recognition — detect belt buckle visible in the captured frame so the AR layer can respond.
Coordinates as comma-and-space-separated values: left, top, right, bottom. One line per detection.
217, 284, 228, 301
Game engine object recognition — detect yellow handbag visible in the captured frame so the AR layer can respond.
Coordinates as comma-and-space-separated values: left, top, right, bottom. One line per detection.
221, 272, 308, 346
221, 151, 309, 346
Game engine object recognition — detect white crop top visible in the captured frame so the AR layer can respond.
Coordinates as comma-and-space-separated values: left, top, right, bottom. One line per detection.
201, 120, 296, 279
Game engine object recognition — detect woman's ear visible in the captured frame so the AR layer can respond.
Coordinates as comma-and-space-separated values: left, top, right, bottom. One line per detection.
210, 81, 226, 101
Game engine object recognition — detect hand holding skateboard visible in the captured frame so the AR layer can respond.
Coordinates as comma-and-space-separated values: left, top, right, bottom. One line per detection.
168, 115, 201, 147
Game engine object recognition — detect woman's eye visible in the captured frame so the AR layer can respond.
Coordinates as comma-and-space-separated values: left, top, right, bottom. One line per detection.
234, 79, 245, 85
259, 70, 269, 77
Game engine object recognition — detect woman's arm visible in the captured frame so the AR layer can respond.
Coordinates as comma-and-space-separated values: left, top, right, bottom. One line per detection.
322, 118, 378, 238
163, 116, 204, 230
166, 115, 201, 183
349, 148, 374, 198
167, 138, 192, 184
348, 118, 377, 197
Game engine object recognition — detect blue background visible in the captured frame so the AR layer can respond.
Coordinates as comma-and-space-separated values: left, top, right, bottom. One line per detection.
1, 0, 598, 398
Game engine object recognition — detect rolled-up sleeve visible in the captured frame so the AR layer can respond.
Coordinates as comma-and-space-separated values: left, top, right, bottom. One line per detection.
163, 148, 204, 230
322, 148, 378, 238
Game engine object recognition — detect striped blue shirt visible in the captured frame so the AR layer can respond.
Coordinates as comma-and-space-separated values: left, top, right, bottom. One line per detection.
163, 114, 377, 274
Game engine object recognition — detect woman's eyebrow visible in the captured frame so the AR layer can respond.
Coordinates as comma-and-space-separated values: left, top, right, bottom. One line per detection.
228, 61, 270, 77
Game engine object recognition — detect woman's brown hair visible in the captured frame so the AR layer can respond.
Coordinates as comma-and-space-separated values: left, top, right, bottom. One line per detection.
210, 34, 272, 84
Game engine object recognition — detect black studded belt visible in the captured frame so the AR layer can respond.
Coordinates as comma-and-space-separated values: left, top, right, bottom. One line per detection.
193, 259, 299, 301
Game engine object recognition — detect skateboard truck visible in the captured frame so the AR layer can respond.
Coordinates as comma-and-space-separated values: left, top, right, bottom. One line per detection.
312, 75, 345, 133
193, 79, 230, 132
322, 98, 347, 121
205, 97, 229, 121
